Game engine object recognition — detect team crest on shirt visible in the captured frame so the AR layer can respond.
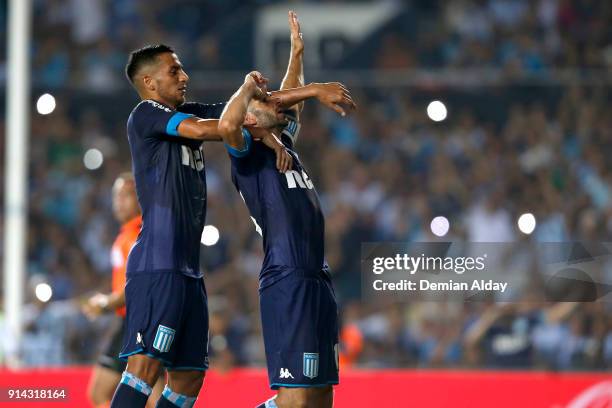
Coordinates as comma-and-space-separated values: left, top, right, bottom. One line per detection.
303, 353, 319, 379
153, 325, 175, 353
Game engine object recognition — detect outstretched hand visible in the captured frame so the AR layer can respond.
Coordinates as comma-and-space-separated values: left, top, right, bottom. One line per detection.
288, 10, 304, 54
314, 82, 357, 117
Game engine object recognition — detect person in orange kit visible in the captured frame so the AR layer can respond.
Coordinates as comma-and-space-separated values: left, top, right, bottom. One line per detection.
83, 172, 163, 408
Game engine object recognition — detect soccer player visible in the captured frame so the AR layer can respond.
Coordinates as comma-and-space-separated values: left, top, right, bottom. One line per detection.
83, 173, 164, 408
110, 45, 290, 408
218, 11, 355, 408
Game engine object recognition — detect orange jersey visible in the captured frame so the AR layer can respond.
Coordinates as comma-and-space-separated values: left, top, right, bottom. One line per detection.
111, 216, 142, 317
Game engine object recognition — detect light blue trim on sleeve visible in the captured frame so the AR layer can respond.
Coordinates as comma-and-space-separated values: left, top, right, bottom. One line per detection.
166, 112, 193, 136
225, 128, 253, 158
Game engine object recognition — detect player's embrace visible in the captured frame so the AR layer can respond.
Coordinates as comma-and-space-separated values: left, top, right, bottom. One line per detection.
218, 11, 355, 408
110, 45, 288, 408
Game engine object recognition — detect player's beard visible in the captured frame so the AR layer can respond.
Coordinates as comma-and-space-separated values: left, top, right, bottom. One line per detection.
251, 108, 288, 129
157, 86, 185, 108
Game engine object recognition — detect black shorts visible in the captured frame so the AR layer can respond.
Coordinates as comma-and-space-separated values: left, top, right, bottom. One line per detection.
119, 272, 209, 371
260, 270, 340, 389
97, 317, 128, 373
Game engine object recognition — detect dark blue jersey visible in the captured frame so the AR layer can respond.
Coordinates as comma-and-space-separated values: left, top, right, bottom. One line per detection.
126, 100, 225, 278
228, 116, 327, 289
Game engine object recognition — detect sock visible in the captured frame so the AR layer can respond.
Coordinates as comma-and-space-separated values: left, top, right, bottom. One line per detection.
156, 385, 197, 408
110, 372, 152, 408
256, 396, 278, 408
155, 396, 178, 408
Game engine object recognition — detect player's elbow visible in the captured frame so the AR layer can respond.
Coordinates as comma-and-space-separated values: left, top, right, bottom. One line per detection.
217, 120, 240, 139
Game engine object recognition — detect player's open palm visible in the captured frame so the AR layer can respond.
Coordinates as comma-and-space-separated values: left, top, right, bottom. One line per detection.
315, 82, 357, 117
288, 11, 304, 54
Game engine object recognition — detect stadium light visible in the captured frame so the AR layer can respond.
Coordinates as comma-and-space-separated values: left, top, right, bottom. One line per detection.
430, 216, 450, 237
427, 100, 447, 122
83, 148, 104, 170
35, 283, 52, 303
36, 93, 56, 115
517, 213, 536, 235
201, 225, 220, 246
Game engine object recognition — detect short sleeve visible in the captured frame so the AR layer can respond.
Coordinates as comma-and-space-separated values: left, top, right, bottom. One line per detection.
225, 128, 253, 158
280, 110, 301, 147
133, 100, 194, 138
178, 102, 227, 119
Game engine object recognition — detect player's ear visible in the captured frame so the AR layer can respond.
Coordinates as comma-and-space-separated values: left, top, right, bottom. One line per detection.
243, 112, 258, 126
142, 74, 155, 91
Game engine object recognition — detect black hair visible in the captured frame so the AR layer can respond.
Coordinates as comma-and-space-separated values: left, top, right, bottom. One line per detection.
125, 44, 175, 85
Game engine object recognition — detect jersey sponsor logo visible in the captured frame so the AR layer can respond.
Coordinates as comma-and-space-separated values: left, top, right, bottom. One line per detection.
153, 325, 176, 353
279, 368, 294, 379
303, 353, 319, 379
181, 145, 204, 171
145, 99, 172, 113
284, 169, 314, 190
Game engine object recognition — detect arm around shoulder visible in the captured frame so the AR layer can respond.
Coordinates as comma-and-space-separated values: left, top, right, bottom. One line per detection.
176, 117, 223, 141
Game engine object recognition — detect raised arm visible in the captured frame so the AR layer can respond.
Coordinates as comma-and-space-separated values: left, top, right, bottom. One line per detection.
271, 83, 356, 117
279, 10, 305, 116
218, 72, 292, 172
217, 72, 267, 150
161, 84, 355, 142
270, 10, 356, 117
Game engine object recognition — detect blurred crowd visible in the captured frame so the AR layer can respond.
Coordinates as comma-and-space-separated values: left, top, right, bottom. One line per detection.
373, 0, 612, 73
0, 0, 608, 88
0, 0, 611, 370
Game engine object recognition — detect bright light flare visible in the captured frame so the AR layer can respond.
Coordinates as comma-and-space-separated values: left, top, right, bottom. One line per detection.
83, 148, 104, 170
35, 283, 52, 302
430, 216, 450, 237
201, 225, 220, 246
427, 100, 447, 122
518, 213, 536, 235
36, 93, 56, 115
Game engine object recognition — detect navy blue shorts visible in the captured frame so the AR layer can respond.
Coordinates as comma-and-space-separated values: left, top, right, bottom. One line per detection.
119, 272, 209, 371
260, 270, 339, 389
